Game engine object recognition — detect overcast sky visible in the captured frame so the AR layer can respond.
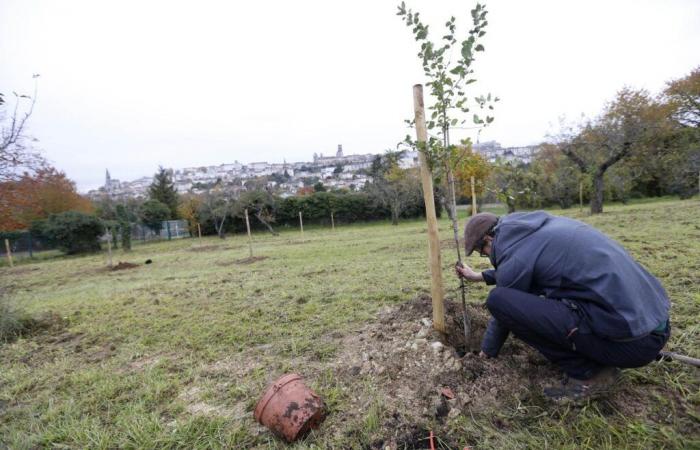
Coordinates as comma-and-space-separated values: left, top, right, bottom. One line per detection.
1, 0, 699, 191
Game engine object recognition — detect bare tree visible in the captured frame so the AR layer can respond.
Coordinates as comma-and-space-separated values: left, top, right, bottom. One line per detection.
1, 75, 44, 182
234, 186, 279, 236
199, 186, 236, 239
558, 88, 668, 214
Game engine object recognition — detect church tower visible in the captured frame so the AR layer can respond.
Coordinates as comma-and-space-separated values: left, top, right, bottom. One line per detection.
336, 144, 343, 158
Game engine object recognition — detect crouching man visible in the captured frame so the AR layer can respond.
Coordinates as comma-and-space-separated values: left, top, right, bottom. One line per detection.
455, 211, 670, 402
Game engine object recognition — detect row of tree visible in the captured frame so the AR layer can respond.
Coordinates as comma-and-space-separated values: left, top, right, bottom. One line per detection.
486, 67, 699, 213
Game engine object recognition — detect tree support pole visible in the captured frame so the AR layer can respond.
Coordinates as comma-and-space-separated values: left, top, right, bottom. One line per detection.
470, 176, 477, 215
413, 84, 446, 334
299, 211, 304, 237
106, 234, 113, 268
4, 239, 13, 268
244, 209, 253, 258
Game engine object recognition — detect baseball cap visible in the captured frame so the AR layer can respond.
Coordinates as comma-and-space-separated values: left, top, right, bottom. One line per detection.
464, 212, 499, 256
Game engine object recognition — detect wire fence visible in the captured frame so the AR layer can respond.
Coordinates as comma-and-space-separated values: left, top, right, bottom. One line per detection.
0, 231, 56, 258
130, 220, 191, 242
1, 220, 191, 263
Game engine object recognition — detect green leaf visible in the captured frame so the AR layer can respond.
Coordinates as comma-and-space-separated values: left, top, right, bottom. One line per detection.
475, 44, 484, 51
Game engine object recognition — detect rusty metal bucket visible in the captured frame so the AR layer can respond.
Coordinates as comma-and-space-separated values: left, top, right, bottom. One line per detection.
254, 373, 326, 442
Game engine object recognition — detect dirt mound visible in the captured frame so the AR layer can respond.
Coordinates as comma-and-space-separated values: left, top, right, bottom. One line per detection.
111, 262, 139, 271
190, 245, 223, 252
328, 294, 559, 447
234, 256, 268, 265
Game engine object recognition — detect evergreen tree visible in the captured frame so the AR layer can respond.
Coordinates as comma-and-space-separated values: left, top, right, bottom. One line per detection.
148, 166, 179, 218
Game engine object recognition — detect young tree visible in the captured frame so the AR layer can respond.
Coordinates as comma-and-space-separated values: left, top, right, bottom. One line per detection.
178, 194, 203, 236
366, 151, 421, 225
234, 188, 280, 235
398, 1, 498, 341
115, 204, 132, 251
198, 186, 236, 239
148, 166, 179, 218
488, 159, 535, 213
398, 2, 497, 232
452, 142, 491, 209
530, 143, 581, 209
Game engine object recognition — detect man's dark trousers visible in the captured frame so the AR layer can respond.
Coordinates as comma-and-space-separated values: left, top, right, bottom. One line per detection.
486, 287, 670, 380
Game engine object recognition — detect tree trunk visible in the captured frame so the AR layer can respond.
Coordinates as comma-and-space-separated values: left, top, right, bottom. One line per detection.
215, 217, 226, 239
505, 195, 516, 213
591, 173, 605, 214
390, 203, 399, 225
254, 210, 279, 236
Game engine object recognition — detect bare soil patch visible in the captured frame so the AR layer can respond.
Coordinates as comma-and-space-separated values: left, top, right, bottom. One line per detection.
190, 245, 225, 252
234, 256, 269, 265
324, 295, 558, 447
110, 262, 140, 271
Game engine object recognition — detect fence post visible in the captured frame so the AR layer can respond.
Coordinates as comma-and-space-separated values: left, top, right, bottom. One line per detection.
245, 208, 253, 258
197, 223, 202, 246
413, 84, 445, 334
579, 181, 584, 212
4, 239, 13, 268
167, 222, 172, 240
331, 211, 335, 231
107, 234, 113, 268
299, 211, 304, 237
28, 232, 33, 258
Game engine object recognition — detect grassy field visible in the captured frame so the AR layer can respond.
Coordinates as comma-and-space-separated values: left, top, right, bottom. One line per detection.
1, 199, 699, 449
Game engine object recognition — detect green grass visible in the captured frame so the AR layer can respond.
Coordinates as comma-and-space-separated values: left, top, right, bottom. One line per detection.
1, 198, 698, 449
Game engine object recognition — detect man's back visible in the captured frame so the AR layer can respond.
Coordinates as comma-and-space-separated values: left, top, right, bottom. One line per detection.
490, 211, 670, 339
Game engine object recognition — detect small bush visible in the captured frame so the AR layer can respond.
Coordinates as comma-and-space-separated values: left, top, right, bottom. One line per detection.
0, 297, 65, 344
0, 297, 32, 343
34, 211, 104, 255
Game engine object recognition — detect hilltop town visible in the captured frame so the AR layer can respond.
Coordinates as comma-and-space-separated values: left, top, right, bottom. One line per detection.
89, 142, 539, 199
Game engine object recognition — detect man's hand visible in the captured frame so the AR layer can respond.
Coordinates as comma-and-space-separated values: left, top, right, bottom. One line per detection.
455, 261, 484, 282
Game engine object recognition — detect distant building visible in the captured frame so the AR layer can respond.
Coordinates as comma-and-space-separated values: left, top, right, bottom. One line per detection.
474, 141, 539, 164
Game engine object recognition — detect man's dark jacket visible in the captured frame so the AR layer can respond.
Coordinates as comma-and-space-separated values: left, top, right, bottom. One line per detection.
481, 211, 670, 355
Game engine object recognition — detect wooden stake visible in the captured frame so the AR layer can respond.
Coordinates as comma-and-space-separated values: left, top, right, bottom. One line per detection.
197, 222, 202, 246
330, 211, 335, 231
413, 84, 446, 334
299, 211, 304, 237
470, 176, 477, 215
107, 233, 113, 268
244, 208, 253, 258
4, 238, 13, 268
579, 181, 584, 212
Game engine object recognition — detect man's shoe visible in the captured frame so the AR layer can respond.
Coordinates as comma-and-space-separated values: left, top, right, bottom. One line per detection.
544, 367, 621, 403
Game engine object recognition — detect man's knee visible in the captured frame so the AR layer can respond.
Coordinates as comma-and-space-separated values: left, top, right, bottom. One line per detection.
486, 287, 513, 319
